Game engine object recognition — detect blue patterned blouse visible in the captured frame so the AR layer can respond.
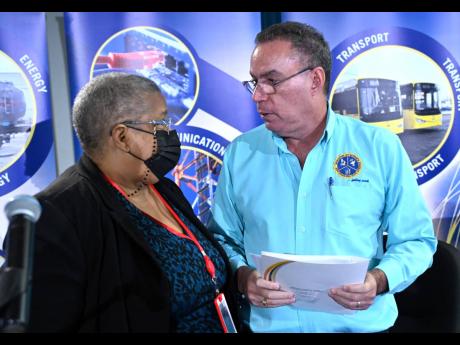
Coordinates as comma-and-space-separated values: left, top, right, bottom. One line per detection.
117, 192, 227, 333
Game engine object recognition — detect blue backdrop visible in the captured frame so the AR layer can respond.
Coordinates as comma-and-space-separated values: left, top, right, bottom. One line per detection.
64, 12, 263, 224
0, 12, 56, 248
283, 12, 460, 246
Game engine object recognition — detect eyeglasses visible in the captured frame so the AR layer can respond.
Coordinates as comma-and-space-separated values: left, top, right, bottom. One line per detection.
120, 118, 172, 135
242, 66, 314, 95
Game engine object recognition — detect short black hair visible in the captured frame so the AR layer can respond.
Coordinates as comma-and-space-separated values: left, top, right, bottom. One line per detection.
256, 21, 331, 94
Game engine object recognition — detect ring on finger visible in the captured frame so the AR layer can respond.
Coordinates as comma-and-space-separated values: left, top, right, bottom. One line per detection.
262, 298, 268, 306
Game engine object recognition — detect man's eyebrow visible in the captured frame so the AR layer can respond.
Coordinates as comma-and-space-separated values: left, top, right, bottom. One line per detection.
250, 69, 281, 79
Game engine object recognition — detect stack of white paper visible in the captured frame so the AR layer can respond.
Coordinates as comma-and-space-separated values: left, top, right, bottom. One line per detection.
251, 252, 370, 314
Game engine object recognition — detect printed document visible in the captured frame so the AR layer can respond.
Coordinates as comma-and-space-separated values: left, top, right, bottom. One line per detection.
252, 252, 370, 314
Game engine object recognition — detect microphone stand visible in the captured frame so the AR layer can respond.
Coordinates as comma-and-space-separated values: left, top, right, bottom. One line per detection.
0, 267, 26, 332
0, 215, 35, 333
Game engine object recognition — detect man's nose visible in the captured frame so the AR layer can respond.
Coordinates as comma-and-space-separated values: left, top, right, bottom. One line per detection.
252, 85, 269, 102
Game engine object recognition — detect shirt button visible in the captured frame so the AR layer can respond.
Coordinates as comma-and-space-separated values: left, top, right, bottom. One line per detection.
299, 226, 306, 233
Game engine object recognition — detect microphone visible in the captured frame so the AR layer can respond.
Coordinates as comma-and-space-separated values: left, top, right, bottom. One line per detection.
0, 195, 41, 332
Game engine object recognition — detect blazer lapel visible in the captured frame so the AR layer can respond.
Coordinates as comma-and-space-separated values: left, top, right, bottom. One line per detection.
77, 155, 157, 261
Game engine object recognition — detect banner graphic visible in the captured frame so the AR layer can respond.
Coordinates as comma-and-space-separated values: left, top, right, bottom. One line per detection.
283, 12, 460, 246
64, 12, 262, 224
0, 13, 56, 246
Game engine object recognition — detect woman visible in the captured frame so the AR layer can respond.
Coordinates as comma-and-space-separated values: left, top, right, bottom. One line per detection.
28, 73, 239, 332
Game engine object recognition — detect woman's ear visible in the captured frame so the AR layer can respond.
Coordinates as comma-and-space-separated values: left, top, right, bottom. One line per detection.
110, 124, 131, 152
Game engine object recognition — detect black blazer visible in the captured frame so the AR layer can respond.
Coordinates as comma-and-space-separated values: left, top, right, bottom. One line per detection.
28, 154, 239, 332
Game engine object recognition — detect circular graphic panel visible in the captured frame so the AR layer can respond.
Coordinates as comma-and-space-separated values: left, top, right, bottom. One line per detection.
90, 26, 200, 125
330, 27, 460, 185
330, 46, 453, 168
0, 51, 36, 173
167, 147, 222, 225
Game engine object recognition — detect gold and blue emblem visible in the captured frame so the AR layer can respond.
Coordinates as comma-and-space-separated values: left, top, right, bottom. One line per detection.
334, 153, 362, 178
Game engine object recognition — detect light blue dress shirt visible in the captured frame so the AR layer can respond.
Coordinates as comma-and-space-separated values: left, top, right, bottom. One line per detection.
209, 108, 437, 333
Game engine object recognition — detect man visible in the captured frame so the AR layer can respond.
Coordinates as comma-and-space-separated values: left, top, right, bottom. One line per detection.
208, 21, 437, 332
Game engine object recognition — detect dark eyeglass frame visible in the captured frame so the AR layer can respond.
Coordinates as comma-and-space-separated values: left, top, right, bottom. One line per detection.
110, 118, 172, 136
242, 66, 315, 95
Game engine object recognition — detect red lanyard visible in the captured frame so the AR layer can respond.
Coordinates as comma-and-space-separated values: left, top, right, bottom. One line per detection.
103, 175, 218, 290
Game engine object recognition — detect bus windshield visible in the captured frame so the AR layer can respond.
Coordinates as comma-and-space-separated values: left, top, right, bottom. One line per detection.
358, 79, 402, 122
414, 83, 440, 115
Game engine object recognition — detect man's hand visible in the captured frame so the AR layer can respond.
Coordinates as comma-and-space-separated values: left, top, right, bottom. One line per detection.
328, 268, 388, 310
237, 266, 296, 308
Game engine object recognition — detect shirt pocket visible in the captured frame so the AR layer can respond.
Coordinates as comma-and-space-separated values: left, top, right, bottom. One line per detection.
324, 183, 383, 240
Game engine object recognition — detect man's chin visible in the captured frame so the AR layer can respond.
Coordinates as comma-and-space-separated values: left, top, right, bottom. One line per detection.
263, 121, 282, 136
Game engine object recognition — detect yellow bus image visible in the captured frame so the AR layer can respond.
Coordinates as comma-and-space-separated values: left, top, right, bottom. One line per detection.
331, 78, 404, 134
400, 82, 442, 130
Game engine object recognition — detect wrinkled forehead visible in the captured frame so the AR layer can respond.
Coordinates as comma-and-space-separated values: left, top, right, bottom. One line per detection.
250, 40, 302, 76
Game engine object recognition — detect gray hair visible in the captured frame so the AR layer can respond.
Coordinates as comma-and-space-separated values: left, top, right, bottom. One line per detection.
255, 21, 331, 94
72, 72, 162, 155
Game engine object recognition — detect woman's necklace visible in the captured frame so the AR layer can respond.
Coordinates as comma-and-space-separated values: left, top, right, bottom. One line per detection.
126, 169, 151, 198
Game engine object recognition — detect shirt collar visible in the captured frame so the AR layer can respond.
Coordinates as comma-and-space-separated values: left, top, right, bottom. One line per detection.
321, 104, 336, 146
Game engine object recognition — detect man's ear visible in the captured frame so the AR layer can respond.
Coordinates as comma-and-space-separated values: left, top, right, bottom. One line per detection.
311, 67, 326, 93
310, 67, 326, 94
111, 124, 131, 152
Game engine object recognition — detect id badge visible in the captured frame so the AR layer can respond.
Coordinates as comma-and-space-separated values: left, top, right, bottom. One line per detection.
214, 293, 237, 333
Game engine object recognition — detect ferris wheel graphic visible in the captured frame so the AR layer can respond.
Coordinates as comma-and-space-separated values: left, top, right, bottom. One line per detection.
171, 148, 221, 225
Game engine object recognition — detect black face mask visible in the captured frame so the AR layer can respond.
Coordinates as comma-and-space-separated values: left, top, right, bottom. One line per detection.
127, 128, 181, 178
144, 130, 181, 178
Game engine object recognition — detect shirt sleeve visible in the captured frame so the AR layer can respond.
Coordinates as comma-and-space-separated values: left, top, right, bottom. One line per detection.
208, 142, 248, 273
376, 131, 437, 294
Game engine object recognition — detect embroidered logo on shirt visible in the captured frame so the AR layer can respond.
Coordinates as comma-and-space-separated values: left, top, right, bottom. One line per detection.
334, 153, 362, 178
